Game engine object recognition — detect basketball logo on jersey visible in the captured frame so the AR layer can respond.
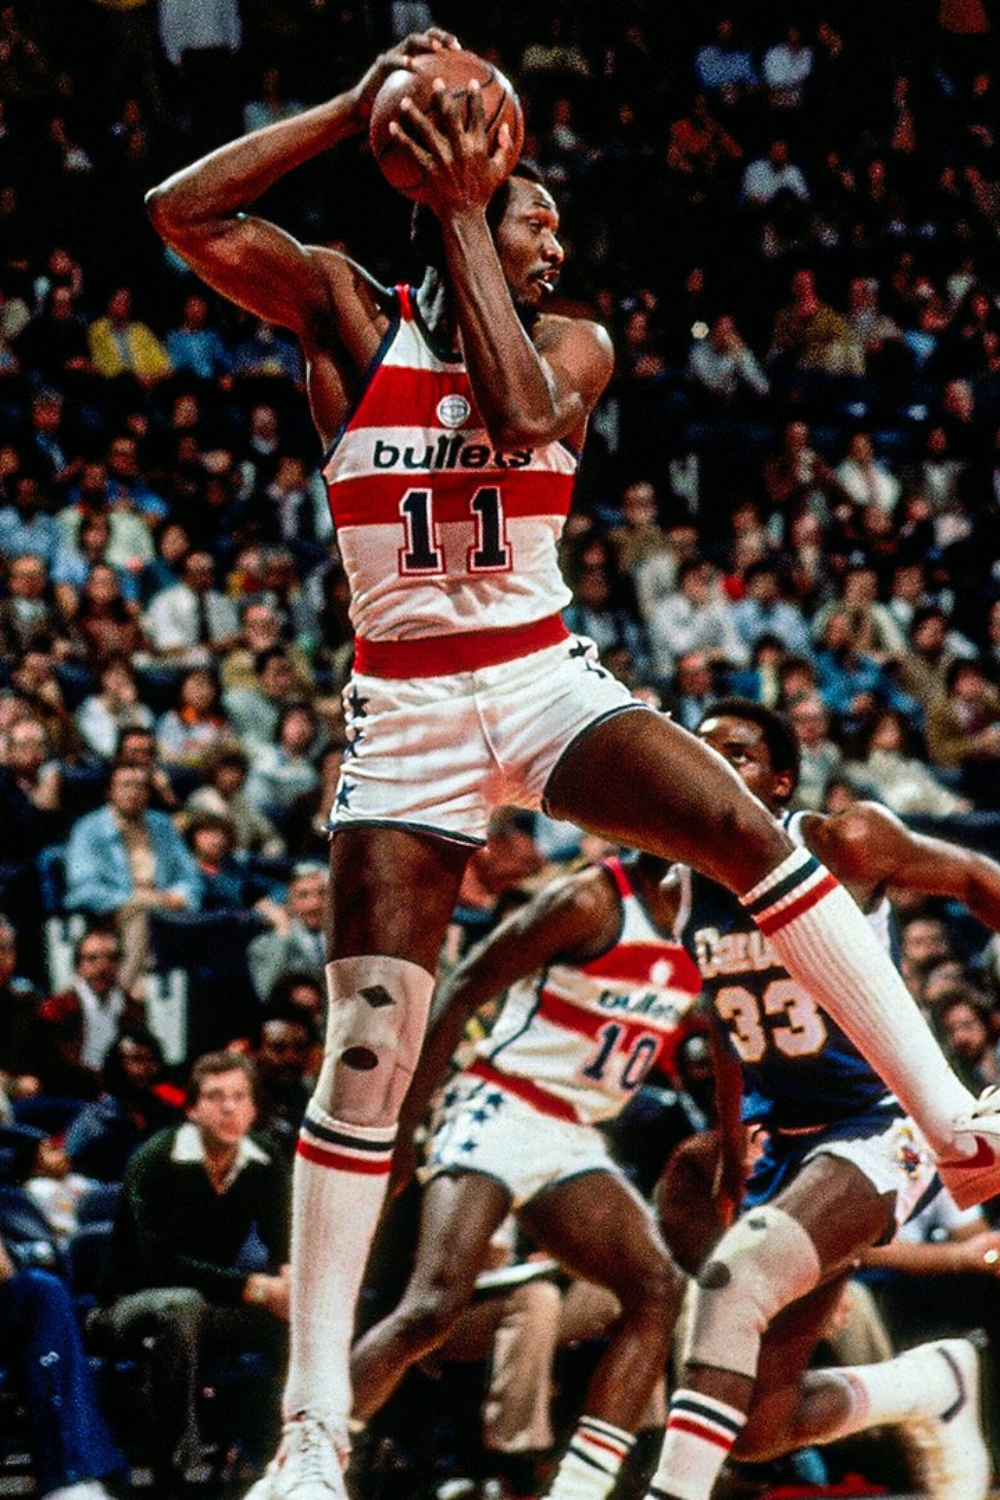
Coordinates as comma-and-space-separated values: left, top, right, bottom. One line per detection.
437, 393, 471, 428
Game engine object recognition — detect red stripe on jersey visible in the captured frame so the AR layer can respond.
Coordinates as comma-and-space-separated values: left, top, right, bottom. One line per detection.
349, 366, 478, 430
537, 986, 674, 1051
755, 872, 839, 935
296, 1139, 393, 1174
580, 944, 702, 992
465, 1057, 582, 1121
354, 613, 569, 677
328, 468, 574, 530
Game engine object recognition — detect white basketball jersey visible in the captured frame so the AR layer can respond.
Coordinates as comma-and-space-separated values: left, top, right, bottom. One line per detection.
321, 284, 576, 645
468, 858, 703, 1125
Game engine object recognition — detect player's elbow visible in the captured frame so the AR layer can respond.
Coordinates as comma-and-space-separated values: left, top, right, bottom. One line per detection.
145, 182, 178, 240
145, 179, 203, 245
487, 407, 569, 451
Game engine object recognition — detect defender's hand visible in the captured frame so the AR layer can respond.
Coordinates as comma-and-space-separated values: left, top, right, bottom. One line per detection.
349, 28, 460, 126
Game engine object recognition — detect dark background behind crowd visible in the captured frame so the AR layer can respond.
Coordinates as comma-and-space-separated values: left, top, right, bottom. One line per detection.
6, 1, 1000, 1496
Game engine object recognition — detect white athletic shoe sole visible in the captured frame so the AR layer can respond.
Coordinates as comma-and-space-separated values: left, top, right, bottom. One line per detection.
906, 1339, 990, 1500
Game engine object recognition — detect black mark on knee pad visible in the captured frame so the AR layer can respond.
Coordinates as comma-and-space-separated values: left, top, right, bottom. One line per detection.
746, 1216, 767, 1231
698, 1261, 732, 1291
360, 985, 394, 1008
342, 1047, 378, 1070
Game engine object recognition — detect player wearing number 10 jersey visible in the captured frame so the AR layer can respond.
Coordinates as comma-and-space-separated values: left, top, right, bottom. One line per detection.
349, 851, 697, 1500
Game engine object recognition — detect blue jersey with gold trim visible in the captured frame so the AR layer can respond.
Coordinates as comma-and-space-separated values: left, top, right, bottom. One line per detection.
676, 814, 891, 1130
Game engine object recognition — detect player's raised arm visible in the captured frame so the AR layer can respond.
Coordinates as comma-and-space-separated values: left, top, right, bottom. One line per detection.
394, 867, 622, 1170
144, 29, 459, 336
395, 81, 614, 448
806, 801, 1000, 932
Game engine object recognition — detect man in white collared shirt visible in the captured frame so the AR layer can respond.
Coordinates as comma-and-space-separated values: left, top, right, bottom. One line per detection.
143, 550, 240, 667
35, 928, 142, 1100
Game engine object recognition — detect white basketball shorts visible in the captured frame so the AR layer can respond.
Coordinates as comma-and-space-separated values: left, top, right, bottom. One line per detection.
419, 1071, 627, 1209
329, 633, 645, 844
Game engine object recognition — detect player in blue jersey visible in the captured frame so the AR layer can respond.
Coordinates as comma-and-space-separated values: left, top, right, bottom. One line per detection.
646, 698, 1000, 1500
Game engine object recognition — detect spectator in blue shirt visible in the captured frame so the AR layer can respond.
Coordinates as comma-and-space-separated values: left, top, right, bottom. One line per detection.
165, 293, 233, 382
64, 761, 202, 995
732, 559, 814, 658
695, 17, 760, 100
0, 472, 62, 568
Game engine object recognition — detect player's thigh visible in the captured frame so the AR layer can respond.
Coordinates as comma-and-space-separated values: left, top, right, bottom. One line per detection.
771, 1152, 895, 1274
404, 1170, 512, 1309
544, 708, 789, 891
328, 825, 469, 970
520, 1168, 676, 1299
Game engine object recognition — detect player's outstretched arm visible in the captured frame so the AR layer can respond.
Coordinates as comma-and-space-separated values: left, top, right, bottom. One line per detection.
392, 867, 621, 1180
807, 801, 1000, 931
144, 29, 459, 335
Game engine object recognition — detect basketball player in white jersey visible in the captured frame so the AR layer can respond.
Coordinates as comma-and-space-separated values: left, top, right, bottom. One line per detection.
351, 852, 699, 1500
146, 26, 1000, 1497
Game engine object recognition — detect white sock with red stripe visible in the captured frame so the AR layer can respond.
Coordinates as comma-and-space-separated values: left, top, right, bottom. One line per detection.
547, 1416, 635, 1500
742, 848, 972, 1154
647, 1391, 745, 1500
281, 1103, 396, 1428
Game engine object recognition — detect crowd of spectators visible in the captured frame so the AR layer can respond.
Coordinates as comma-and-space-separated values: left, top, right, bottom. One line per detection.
6, 0, 1000, 1496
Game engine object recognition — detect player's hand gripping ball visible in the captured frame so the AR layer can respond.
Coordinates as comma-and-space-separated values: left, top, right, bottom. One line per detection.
369, 48, 524, 200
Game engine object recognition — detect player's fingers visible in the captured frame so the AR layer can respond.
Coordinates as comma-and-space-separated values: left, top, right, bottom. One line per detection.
489, 120, 513, 170
400, 92, 450, 149
402, 28, 461, 55
466, 79, 486, 134
392, 101, 450, 166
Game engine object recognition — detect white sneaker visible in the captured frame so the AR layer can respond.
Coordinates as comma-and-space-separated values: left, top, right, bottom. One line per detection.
45, 1484, 114, 1500
245, 1412, 349, 1500
939, 1085, 1000, 1208
906, 1339, 990, 1500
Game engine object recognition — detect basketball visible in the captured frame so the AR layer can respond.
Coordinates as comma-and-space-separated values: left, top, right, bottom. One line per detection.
369, 48, 524, 200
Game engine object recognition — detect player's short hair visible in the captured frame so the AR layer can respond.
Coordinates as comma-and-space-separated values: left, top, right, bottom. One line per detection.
699, 696, 801, 793
410, 159, 547, 271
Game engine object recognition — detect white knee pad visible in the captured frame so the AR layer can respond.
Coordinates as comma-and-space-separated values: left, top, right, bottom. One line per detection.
685, 1205, 821, 1379
313, 956, 434, 1127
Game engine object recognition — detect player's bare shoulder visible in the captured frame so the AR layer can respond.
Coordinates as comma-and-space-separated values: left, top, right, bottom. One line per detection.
533, 311, 615, 436
304, 244, 394, 351
534, 308, 615, 375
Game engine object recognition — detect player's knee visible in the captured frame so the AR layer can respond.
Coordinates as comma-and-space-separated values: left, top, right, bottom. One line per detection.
395, 1279, 472, 1352
616, 1256, 682, 1332
313, 956, 434, 1127
685, 1206, 820, 1379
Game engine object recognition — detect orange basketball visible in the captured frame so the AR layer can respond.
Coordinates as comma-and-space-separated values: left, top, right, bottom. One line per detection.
369, 48, 524, 200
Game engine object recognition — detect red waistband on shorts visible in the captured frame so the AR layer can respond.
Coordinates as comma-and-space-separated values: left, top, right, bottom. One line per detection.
353, 613, 570, 678
465, 1056, 582, 1123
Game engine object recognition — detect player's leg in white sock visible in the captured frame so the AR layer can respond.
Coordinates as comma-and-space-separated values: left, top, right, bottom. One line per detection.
282, 955, 434, 1432
742, 849, 972, 1153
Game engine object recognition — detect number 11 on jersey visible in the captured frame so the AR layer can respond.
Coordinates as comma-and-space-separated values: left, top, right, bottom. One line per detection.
399, 486, 511, 575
